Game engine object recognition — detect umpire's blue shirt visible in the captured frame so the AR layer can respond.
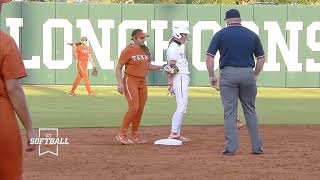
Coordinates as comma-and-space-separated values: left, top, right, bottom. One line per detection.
206, 23, 265, 69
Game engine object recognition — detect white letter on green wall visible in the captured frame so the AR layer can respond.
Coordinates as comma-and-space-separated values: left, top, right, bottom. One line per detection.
151, 20, 168, 65
264, 21, 303, 72
306, 22, 320, 72
77, 19, 115, 69
192, 21, 221, 71
43, 19, 72, 69
6, 18, 40, 69
118, 20, 147, 58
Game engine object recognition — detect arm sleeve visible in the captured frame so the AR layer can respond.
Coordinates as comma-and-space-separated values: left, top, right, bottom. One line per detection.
166, 46, 178, 62
1, 37, 27, 80
119, 49, 130, 65
206, 32, 221, 57
254, 36, 265, 58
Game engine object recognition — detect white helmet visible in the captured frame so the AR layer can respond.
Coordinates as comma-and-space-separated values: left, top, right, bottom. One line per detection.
172, 24, 190, 39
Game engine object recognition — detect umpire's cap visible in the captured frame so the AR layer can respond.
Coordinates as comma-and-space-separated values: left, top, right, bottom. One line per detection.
224, 9, 241, 20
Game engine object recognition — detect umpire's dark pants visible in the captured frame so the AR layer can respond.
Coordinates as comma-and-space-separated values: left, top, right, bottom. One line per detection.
220, 66, 262, 153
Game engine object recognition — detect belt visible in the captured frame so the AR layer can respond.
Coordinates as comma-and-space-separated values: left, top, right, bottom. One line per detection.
220, 65, 253, 69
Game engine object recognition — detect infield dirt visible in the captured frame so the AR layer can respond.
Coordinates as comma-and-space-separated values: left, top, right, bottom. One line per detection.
22, 125, 320, 180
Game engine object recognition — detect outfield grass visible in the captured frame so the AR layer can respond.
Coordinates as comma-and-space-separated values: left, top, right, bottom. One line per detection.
23, 86, 320, 128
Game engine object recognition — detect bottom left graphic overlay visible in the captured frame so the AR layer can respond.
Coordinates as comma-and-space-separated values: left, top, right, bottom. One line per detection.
29, 128, 70, 156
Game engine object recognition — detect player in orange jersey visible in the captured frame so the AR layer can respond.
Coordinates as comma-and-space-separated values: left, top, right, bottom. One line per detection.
70, 36, 97, 96
115, 29, 164, 144
1, 1, 37, 179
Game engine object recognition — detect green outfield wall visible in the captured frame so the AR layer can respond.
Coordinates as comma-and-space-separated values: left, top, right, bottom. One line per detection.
1, 2, 320, 87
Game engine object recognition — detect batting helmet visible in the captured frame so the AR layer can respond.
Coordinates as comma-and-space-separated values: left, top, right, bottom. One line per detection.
172, 24, 190, 39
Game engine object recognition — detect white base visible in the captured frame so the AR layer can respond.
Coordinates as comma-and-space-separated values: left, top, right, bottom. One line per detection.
154, 138, 183, 146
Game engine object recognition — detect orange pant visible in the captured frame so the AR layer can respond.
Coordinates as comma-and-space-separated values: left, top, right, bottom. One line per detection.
71, 62, 92, 94
0, 103, 23, 180
120, 74, 147, 137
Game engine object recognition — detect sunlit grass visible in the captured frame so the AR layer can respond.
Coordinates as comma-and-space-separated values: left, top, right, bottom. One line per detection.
22, 86, 320, 128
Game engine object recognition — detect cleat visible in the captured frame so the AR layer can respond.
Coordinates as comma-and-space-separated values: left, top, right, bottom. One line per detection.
179, 135, 191, 142
128, 136, 147, 144
69, 92, 76, 96
168, 133, 190, 142
88, 92, 96, 96
116, 135, 130, 145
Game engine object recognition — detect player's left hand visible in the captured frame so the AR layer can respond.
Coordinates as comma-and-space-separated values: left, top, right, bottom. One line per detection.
163, 64, 179, 75
92, 67, 98, 77
117, 83, 124, 95
167, 78, 174, 96
168, 77, 173, 87
167, 86, 175, 96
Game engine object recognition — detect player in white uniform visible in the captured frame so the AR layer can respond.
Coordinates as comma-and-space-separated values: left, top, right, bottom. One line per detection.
166, 24, 191, 142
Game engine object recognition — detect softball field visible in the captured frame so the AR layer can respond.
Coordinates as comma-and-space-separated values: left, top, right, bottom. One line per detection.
20, 86, 320, 180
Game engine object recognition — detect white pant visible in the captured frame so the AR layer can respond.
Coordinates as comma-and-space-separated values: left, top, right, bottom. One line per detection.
171, 74, 190, 134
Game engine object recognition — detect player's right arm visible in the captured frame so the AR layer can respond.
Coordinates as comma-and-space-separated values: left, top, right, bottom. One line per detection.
5, 79, 36, 152
116, 49, 129, 95
253, 35, 265, 78
2, 34, 36, 152
166, 60, 176, 88
166, 46, 178, 88
116, 62, 124, 94
72, 44, 78, 59
206, 32, 221, 87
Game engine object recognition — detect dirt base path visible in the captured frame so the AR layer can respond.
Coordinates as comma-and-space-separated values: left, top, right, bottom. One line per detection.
22, 125, 320, 180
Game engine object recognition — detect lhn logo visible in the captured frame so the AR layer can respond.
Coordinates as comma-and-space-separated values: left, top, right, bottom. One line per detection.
29, 128, 70, 156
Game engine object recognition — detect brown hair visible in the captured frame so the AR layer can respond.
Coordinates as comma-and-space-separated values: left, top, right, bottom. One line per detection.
131, 29, 143, 38
131, 29, 152, 61
141, 44, 152, 61
168, 38, 174, 48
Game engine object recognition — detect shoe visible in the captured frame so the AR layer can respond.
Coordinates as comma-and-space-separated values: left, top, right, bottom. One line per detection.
222, 150, 234, 156
128, 137, 147, 144
88, 92, 96, 96
168, 133, 190, 142
69, 92, 76, 96
179, 135, 191, 142
236, 117, 245, 129
116, 135, 130, 145
168, 133, 181, 140
252, 148, 264, 155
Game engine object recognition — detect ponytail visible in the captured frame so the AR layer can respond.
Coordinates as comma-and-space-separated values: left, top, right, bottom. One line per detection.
168, 37, 181, 47
168, 38, 174, 48
141, 44, 153, 62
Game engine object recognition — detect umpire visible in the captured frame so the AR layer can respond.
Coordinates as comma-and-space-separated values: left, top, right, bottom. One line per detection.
206, 9, 265, 155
